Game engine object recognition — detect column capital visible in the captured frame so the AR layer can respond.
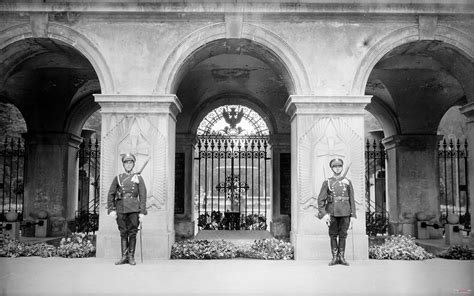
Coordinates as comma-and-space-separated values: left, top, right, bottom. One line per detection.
94, 94, 183, 120
284, 95, 372, 120
460, 102, 474, 123
382, 134, 442, 150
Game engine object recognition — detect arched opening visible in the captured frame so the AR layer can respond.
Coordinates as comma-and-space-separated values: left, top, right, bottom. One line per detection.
0, 38, 102, 235
173, 38, 293, 240
76, 110, 101, 233
437, 105, 469, 228
194, 104, 272, 232
363, 40, 473, 236
0, 101, 27, 221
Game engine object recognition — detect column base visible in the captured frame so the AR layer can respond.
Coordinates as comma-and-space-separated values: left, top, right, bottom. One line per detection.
291, 232, 369, 260
270, 218, 290, 239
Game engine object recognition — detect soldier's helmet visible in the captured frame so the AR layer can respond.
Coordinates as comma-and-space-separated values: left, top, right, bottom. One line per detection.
121, 153, 136, 163
329, 158, 344, 168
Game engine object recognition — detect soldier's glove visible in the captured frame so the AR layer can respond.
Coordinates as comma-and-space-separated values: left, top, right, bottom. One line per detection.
109, 211, 117, 218
323, 214, 330, 226
139, 213, 145, 221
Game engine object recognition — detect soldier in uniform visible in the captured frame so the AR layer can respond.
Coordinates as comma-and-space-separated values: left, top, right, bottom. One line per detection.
317, 158, 356, 266
107, 153, 147, 265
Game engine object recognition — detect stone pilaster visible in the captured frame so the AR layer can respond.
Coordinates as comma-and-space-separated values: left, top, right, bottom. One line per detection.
23, 132, 82, 236
459, 102, 474, 247
270, 133, 291, 239
94, 94, 182, 259
382, 134, 442, 236
284, 95, 371, 260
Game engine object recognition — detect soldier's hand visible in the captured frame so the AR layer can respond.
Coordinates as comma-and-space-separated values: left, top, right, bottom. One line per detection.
324, 214, 330, 226
109, 211, 117, 218
139, 213, 145, 221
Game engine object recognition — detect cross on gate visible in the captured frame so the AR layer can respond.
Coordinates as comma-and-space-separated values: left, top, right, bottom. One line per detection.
215, 175, 249, 212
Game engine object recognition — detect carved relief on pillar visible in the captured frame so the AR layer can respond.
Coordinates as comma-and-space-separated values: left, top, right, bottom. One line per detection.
101, 114, 167, 212
298, 117, 364, 213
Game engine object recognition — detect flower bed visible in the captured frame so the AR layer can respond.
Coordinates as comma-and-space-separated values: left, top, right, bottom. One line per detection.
171, 238, 294, 260
171, 240, 238, 259
238, 238, 294, 260
1, 233, 95, 258
437, 245, 473, 260
369, 235, 434, 260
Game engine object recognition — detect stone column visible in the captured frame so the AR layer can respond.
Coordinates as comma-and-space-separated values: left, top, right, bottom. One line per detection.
460, 102, 474, 246
270, 133, 291, 239
23, 132, 82, 236
95, 94, 182, 259
284, 95, 371, 260
382, 134, 442, 236
175, 133, 196, 240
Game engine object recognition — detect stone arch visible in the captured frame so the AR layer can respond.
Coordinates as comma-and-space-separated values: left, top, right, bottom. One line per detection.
351, 24, 474, 96
155, 22, 311, 95
0, 23, 114, 94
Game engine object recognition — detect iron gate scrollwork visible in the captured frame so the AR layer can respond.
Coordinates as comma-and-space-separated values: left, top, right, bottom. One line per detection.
0, 138, 25, 222
195, 135, 271, 230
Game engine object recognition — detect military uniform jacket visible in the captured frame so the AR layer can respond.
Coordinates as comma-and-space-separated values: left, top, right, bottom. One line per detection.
317, 176, 356, 219
107, 172, 147, 215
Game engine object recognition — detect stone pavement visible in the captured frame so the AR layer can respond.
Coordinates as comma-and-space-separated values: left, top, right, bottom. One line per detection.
0, 257, 472, 296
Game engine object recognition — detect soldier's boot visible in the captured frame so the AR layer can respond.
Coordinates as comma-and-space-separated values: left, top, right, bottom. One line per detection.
128, 236, 137, 265
338, 238, 349, 266
115, 237, 129, 265
328, 237, 339, 266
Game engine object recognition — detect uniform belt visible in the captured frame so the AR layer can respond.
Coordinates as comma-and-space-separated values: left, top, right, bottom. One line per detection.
333, 196, 350, 202
123, 193, 138, 199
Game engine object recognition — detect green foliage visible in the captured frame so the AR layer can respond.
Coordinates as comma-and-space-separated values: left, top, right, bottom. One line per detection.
369, 235, 434, 260
1, 233, 95, 258
2, 240, 57, 258
171, 240, 238, 259
56, 233, 96, 258
198, 211, 267, 230
438, 245, 473, 260
238, 238, 294, 260
171, 238, 294, 260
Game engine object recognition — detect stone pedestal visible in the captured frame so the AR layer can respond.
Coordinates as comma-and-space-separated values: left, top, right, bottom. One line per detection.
415, 221, 430, 239
383, 135, 442, 236
23, 133, 82, 235
284, 95, 370, 260
459, 103, 474, 247
3, 222, 21, 240
444, 224, 463, 245
35, 219, 49, 237
95, 94, 182, 260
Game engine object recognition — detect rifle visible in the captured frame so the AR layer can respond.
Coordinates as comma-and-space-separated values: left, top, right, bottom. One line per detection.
136, 156, 151, 175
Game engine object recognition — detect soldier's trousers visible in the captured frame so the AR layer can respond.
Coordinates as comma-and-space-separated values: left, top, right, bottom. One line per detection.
116, 212, 139, 239
328, 216, 350, 239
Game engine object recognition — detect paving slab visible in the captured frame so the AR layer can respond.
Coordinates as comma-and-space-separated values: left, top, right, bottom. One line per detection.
0, 257, 472, 296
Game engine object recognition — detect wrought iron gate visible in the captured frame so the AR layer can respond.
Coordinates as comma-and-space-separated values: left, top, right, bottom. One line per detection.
438, 138, 469, 229
76, 138, 100, 233
365, 139, 388, 236
194, 135, 271, 230
0, 138, 25, 222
